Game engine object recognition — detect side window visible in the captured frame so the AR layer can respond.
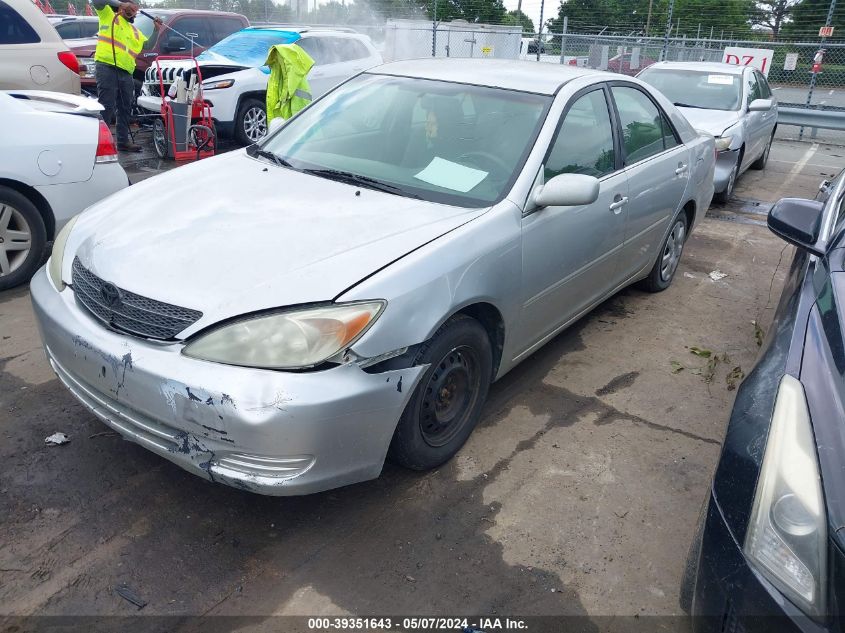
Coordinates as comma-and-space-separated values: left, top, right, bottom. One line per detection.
611, 85, 667, 164
171, 17, 212, 48
55, 22, 80, 39
756, 71, 772, 98
210, 17, 244, 44
746, 71, 761, 105
82, 20, 99, 38
336, 37, 370, 61
660, 113, 679, 150
297, 37, 327, 65
0, 1, 40, 44
545, 89, 615, 180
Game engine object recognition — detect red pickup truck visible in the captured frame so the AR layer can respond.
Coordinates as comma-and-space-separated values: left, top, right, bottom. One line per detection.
69, 8, 248, 92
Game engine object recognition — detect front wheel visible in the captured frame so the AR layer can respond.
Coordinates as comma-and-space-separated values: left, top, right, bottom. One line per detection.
235, 98, 267, 146
751, 133, 774, 170
638, 212, 688, 293
152, 117, 170, 159
388, 315, 493, 471
714, 154, 739, 204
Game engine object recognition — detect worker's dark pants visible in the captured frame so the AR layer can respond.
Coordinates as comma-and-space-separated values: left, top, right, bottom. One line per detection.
96, 62, 134, 144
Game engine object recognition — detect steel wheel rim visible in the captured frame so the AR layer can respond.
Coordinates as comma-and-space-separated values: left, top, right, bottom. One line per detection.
244, 107, 267, 142
0, 204, 32, 277
420, 345, 481, 448
660, 220, 685, 282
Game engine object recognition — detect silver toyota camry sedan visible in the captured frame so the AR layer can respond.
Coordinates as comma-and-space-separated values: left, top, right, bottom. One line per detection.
638, 61, 778, 203
31, 59, 715, 495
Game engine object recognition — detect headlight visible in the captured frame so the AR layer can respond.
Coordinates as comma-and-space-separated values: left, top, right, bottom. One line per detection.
183, 301, 385, 369
47, 215, 79, 291
203, 79, 235, 90
715, 135, 733, 152
744, 375, 826, 617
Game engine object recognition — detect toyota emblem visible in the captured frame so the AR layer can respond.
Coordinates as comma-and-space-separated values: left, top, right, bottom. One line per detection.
100, 282, 122, 308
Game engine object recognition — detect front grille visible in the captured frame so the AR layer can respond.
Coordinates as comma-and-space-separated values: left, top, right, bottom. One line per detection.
72, 257, 202, 340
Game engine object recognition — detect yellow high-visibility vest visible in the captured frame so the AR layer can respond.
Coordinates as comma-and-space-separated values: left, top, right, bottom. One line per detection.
265, 43, 314, 123
94, 5, 147, 74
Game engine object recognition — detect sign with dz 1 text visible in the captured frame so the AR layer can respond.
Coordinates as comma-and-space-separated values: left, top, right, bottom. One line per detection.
722, 46, 774, 77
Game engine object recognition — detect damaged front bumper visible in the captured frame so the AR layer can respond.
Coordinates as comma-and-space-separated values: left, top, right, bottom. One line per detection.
30, 267, 426, 496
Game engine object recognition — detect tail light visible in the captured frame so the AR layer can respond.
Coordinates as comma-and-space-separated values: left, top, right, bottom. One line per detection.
95, 120, 119, 164
57, 51, 80, 74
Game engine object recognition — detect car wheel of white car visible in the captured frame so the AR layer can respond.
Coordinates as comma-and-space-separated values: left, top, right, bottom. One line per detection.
389, 314, 493, 471
0, 186, 46, 291
236, 98, 268, 146
639, 212, 688, 293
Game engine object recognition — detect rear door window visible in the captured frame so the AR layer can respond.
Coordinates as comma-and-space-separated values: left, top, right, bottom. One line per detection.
336, 37, 370, 61
297, 36, 328, 65
171, 17, 213, 48
55, 21, 80, 39
81, 20, 99, 38
210, 17, 245, 44
610, 85, 669, 164
0, 1, 40, 44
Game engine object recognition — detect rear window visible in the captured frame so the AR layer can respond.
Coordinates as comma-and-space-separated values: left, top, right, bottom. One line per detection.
0, 0, 40, 44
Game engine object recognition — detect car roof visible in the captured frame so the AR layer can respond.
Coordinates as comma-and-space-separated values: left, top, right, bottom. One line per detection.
369, 58, 605, 95
245, 25, 359, 34
643, 61, 748, 75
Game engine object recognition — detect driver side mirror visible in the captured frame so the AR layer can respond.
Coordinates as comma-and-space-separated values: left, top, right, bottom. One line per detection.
164, 35, 188, 53
748, 98, 773, 112
532, 173, 600, 208
767, 197, 826, 256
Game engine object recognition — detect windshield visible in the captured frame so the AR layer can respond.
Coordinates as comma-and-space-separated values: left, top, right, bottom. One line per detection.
259, 74, 551, 207
197, 29, 299, 66
638, 69, 742, 111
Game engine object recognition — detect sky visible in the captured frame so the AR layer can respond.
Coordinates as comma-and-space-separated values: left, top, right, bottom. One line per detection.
503, 0, 547, 34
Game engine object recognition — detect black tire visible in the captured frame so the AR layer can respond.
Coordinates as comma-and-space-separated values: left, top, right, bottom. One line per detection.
235, 97, 268, 146
751, 133, 774, 170
679, 495, 709, 613
152, 117, 170, 159
189, 122, 216, 155
638, 212, 688, 293
714, 151, 740, 204
388, 315, 493, 471
0, 186, 47, 291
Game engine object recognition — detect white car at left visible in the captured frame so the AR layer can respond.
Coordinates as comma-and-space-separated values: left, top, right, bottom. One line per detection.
0, 90, 128, 291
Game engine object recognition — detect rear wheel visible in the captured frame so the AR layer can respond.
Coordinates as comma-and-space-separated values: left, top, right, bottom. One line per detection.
0, 186, 47, 291
152, 117, 170, 159
638, 212, 687, 293
235, 98, 267, 146
388, 315, 493, 471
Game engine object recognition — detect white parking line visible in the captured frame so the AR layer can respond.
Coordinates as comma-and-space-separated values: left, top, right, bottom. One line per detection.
775, 143, 819, 199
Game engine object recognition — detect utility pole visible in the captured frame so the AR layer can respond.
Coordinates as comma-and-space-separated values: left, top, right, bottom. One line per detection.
559, 15, 567, 64
517, 0, 521, 14
645, 0, 653, 36
536, 0, 544, 61
801, 0, 837, 139
661, 0, 674, 61
431, 0, 436, 57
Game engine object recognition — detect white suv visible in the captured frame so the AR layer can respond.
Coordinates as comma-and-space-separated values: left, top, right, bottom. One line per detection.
138, 26, 382, 145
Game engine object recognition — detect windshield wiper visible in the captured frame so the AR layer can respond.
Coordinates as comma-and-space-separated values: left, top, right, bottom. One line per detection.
673, 102, 709, 109
303, 168, 421, 199
246, 144, 292, 168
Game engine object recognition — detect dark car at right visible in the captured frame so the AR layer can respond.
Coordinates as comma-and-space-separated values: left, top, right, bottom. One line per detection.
683, 170, 845, 631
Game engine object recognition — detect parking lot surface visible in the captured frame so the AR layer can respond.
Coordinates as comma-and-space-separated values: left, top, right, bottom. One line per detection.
0, 139, 842, 625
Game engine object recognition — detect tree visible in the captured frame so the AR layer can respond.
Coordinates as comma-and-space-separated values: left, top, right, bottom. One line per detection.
784, 0, 845, 38
752, 0, 799, 37
502, 9, 534, 33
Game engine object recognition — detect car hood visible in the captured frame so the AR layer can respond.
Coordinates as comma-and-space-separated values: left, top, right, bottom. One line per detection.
67, 151, 487, 336
677, 107, 742, 137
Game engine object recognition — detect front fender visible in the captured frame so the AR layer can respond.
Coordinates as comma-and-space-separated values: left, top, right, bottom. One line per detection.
340, 201, 523, 379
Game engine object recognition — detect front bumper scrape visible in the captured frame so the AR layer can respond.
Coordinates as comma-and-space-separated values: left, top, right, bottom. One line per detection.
30, 267, 426, 495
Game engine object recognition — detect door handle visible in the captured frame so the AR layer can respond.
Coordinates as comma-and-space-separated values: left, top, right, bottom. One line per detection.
675, 164, 688, 175
609, 196, 628, 213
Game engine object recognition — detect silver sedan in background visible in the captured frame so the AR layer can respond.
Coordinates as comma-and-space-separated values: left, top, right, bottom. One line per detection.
638, 61, 778, 203
31, 59, 715, 496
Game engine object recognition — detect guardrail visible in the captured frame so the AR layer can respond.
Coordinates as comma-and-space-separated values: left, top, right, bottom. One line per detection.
778, 102, 845, 133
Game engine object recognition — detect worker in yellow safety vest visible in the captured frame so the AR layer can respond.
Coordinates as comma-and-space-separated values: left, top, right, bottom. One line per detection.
92, 0, 162, 152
